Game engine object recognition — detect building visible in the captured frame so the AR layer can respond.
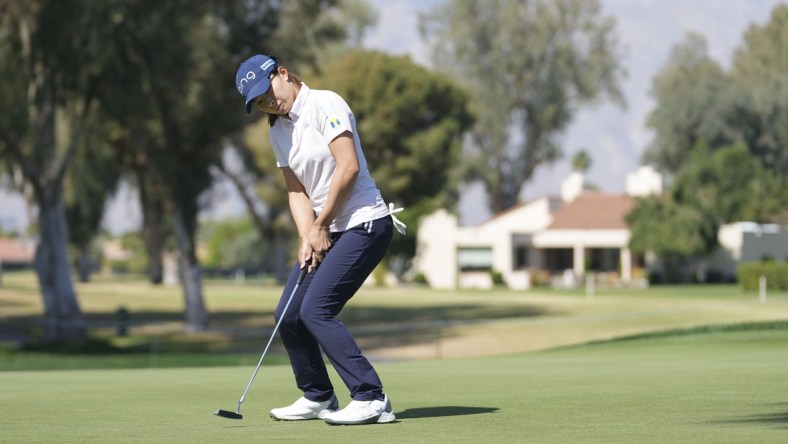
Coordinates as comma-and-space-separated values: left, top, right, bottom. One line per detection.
415, 196, 562, 290
532, 192, 637, 286
414, 166, 659, 290
702, 222, 788, 282
0, 237, 35, 270
415, 166, 788, 289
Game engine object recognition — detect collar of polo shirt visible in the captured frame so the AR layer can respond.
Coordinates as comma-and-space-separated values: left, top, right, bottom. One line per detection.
287, 83, 310, 122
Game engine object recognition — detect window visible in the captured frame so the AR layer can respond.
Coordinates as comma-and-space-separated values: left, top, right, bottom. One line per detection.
514, 246, 528, 269
544, 248, 573, 272
458, 247, 493, 272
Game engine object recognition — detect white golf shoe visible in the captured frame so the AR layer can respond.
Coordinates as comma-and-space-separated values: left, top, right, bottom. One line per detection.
323, 394, 396, 425
269, 394, 339, 420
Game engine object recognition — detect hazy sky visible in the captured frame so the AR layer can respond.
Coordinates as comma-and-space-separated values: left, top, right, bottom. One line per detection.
1, 0, 785, 233
363, 0, 786, 224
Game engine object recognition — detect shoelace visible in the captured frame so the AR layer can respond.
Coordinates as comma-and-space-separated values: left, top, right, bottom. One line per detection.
388, 203, 406, 235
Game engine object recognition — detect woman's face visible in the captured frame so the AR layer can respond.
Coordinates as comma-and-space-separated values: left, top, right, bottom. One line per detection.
253, 66, 296, 115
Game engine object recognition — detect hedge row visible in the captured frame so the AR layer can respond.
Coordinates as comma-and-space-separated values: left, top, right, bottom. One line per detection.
737, 262, 788, 291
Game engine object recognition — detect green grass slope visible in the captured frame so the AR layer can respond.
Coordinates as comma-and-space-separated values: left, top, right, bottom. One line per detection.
1, 325, 786, 443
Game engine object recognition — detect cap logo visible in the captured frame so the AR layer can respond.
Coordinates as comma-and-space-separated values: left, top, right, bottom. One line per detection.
237, 71, 256, 94
261, 59, 276, 72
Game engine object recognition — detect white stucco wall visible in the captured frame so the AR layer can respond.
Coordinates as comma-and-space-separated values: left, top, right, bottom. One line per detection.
457, 197, 557, 241
532, 229, 630, 248
717, 224, 744, 261
414, 198, 558, 290
414, 209, 459, 289
562, 172, 584, 203
626, 166, 663, 197
456, 197, 557, 289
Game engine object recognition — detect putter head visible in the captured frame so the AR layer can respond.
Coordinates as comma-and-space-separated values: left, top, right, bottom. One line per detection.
214, 409, 243, 420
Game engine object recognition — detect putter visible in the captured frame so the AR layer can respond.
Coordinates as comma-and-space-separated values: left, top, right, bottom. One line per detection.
214, 262, 310, 420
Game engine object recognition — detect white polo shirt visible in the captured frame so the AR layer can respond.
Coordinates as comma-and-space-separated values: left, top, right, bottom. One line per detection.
270, 84, 390, 232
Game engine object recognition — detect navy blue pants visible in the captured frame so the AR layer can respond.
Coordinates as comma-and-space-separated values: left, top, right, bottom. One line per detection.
274, 215, 393, 402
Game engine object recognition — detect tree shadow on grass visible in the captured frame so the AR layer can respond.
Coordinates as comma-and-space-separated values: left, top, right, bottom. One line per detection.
709, 403, 788, 429
396, 406, 499, 419
341, 304, 550, 325
2, 303, 555, 356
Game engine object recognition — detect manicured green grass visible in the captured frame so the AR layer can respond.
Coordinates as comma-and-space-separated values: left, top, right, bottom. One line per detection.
1, 326, 787, 443
2, 270, 787, 366
2, 272, 787, 441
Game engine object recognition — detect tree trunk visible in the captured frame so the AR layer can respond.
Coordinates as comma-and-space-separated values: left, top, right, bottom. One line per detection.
272, 234, 290, 283
34, 195, 87, 342
488, 180, 505, 214
170, 205, 208, 332
135, 167, 165, 284
217, 163, 292, 283
77, 245, 91, 283
143, 208, 165, 285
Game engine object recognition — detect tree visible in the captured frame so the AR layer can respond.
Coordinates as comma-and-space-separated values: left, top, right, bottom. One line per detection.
64, 123, 121, 282
132, 163, 168, 285
727, 4, 788, 226
670, 144, 780, 225
571, 149, 592, 173
98, 1, 349, 330
209, 1, 356, 283
626, 194, 712, 283
644, 33, 736, 173
420, 0, 624, 213
645, 6, 788, 225
731, 4, 788, 179
314, 50, 474, 258
0, 0, 120, 342
201, 216, 267, 271
339, 0, 378, 47
0, 0, 351, 335
628, 143, 780, 283
646, 6, 788, 180
219, 128, 295, 283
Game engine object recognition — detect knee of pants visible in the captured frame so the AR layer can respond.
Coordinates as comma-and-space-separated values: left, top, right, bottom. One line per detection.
298, 304, 333, 333
274, 305, 301, 332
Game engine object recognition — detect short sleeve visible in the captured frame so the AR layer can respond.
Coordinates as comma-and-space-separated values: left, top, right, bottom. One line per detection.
270, 124, 289, 168
316, 93, 353, 145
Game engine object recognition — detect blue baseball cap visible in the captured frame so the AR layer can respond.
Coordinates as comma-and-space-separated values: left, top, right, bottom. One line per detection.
235, 54, 278, 114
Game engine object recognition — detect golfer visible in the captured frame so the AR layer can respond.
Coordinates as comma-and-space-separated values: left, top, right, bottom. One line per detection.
235, 54, 405, 425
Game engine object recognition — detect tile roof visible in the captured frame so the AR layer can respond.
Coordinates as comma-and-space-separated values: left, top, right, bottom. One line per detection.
478, 195, 563, 226
546, 193, 636, 230
0, 238, 35, 264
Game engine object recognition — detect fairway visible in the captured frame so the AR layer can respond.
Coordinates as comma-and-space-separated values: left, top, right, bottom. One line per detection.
2, 326, 787, 443
3, 271, 787, 367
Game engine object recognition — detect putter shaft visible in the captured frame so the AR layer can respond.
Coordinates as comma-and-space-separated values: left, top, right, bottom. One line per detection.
215, 263, 310, 419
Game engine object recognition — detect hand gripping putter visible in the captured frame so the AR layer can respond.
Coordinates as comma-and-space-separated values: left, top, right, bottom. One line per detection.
214, 263, 310, 420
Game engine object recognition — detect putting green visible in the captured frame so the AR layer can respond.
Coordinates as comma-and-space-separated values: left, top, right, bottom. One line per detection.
1, 326, 787, 443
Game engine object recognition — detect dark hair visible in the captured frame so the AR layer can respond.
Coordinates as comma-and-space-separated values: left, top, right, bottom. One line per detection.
267, 71, 303, 127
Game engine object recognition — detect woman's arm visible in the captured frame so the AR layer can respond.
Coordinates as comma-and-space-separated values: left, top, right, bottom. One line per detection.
281, 167, 317, 269
314, 131, 359, 230
282, 131, 359, 271
307, 131, 359, 268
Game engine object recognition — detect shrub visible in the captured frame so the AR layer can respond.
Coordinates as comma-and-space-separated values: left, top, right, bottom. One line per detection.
490, 269, 505, 286
530, 269, 552, 287
412, 273, 429, 285
737, 261, 788, 292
